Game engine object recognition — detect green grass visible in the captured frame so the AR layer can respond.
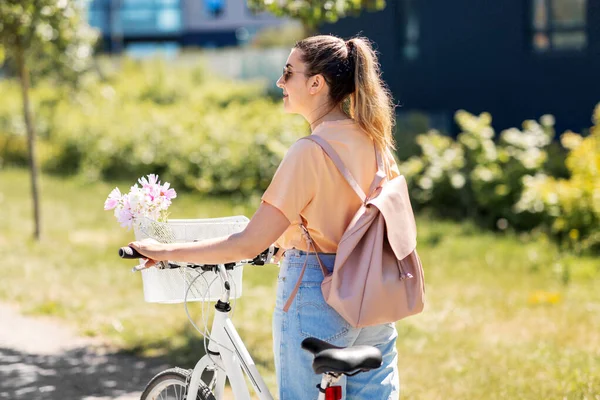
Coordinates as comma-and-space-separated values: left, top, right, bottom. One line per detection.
1, 168, 599, 399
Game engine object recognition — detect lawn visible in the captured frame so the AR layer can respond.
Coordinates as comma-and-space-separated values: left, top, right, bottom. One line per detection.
1, 168, 599, 399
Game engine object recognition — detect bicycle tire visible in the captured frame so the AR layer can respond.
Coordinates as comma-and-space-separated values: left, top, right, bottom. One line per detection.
140, 367, 216, 400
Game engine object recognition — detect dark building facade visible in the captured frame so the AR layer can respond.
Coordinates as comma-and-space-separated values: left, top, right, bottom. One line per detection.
321, 0, 600, 135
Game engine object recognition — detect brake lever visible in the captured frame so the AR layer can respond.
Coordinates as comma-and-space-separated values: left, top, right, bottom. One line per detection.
252, 246, 279, 265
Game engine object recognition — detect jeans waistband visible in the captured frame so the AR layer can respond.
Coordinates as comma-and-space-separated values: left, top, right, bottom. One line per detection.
283, 248, 336, 258
281, 249, 336, 273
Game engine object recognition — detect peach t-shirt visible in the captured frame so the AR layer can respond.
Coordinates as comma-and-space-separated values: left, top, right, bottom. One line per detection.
261, 119, 400, 253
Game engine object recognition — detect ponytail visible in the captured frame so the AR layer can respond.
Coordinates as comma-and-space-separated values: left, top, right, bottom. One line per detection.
347, 37, 396, 153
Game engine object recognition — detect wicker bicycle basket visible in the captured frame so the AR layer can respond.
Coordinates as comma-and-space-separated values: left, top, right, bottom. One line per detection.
133, 215, 249, 304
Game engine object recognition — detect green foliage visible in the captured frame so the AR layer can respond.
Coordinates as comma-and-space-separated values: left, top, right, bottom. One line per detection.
0, 57, 308, 196
0, 80, 63, 165
400, 108, 600, 253
2, 168, 599, 398
515, 111, 600, 253
0, 0, 98, 82
249, 23, 306, 48
247, 0, 386, 32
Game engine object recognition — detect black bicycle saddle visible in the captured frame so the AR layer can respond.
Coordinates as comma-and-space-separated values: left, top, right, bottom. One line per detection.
301, 337, 383, 375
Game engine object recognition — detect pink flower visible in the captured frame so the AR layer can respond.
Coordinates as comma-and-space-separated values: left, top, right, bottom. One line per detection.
105, 174, 176, 230
115, 206, 133, 229
160, 182, 177, 200
104, 187, 122, 210
138, 174, 159, 188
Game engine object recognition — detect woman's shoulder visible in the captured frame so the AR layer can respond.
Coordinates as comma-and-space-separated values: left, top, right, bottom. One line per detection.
279, 136, 326, 167
287, 135, 325, 156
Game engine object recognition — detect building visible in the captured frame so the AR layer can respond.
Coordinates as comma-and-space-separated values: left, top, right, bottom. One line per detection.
322, 0, 600, 135
86, 0, 287, 52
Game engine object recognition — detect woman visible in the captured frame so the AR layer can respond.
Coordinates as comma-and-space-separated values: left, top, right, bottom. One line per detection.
131, 34, 401, 399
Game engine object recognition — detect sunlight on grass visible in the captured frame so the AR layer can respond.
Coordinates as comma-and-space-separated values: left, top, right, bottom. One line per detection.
1, 168, 599, 399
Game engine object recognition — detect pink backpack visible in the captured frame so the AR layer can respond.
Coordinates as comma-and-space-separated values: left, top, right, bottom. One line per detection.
283, 135, 425, 328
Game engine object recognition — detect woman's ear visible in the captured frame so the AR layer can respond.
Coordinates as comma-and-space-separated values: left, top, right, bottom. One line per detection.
308, 74, 326, 95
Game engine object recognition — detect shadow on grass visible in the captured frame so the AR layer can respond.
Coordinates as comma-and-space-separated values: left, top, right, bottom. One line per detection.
131, 322, 273, 374
132, 327, 210, 369
0, 346, 169, 400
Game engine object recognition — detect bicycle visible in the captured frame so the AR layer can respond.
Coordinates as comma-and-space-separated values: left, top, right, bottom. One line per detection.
119, 216, 383, 400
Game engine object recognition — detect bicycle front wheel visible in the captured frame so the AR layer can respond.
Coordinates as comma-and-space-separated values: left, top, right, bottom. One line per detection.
140, 367, 216, 400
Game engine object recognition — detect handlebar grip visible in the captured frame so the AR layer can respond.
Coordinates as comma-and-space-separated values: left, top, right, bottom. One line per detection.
119, 246, 143, 259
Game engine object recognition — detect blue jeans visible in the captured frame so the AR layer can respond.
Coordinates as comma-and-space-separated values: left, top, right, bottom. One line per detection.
272, 249, 400, 400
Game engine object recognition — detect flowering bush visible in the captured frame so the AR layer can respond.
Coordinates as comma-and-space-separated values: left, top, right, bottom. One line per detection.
104, 174, 177, 230
399, 105, 599, 253
515, 105, 600, 252
400, 110, 555, 228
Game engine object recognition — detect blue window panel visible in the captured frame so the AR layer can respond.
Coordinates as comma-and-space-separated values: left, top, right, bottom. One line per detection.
205, 0, 225, 18
84, 1, 182, 36
157, 9, 181, 32
87, 10, 108, 31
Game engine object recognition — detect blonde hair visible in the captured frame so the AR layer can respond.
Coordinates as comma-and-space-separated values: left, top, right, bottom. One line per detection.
294, 35, 396, 153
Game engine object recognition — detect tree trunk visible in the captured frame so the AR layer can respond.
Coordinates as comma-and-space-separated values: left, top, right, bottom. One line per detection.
16, 47, 41, 240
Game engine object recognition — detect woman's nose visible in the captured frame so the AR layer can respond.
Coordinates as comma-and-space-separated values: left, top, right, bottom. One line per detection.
276, 75, 284, 89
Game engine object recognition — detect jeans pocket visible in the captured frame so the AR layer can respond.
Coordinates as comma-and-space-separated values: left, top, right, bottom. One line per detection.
297, 282, 350, 342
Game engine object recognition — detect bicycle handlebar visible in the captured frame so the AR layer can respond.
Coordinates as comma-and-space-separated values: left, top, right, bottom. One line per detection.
119, 246, 142, 259
118, 245, 279, 271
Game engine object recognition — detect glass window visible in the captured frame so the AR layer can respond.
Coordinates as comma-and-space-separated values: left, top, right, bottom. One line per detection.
532, 0, 549, 29
85, 0, 182, 36
399, 0, 419, 60
532, 0, 587, 52
122, 0, 148, 9
157, 8, 181, 32
552, 31, 586, 49
205, 0, 225, 18
552, 0, 586, 27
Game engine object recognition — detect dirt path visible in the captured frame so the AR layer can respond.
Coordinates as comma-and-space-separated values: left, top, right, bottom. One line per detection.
0, 303, 170, 400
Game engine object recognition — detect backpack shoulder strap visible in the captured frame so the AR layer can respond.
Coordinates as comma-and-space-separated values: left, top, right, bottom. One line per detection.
302, 135, 388, 202
368, 146, 387, 196
301, 135, 366, 203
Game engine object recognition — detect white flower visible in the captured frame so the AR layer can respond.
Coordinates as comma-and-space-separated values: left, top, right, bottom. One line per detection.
514, 174, 549, 213
418, 177, 433, 190
450, 173, 466, 189
540, 114, 555, 127
472, 166, 495, 182
481, 127, 494, 140
428, 165, 443, 180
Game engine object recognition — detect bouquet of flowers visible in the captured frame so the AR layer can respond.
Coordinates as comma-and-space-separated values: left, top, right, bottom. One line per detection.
104, 174, 177, 229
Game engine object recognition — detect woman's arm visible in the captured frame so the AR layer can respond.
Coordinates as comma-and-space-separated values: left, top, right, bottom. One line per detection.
129, 202, 290, 267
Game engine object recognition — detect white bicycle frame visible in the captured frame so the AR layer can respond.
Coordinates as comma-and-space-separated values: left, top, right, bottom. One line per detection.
185, 264, 338, 400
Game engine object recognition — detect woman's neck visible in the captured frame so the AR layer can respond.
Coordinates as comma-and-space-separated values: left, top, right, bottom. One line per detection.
308, 109, 351, 132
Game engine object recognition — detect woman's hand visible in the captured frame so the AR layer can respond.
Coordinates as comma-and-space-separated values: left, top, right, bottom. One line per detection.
128, 238, 168, 268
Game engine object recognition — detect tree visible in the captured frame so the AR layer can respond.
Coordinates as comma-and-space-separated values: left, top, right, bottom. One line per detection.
247, 0, 386, 35
0, 0, 97, 240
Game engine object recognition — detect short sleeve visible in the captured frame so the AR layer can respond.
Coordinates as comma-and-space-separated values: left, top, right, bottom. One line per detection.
261, 139, 321, 224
